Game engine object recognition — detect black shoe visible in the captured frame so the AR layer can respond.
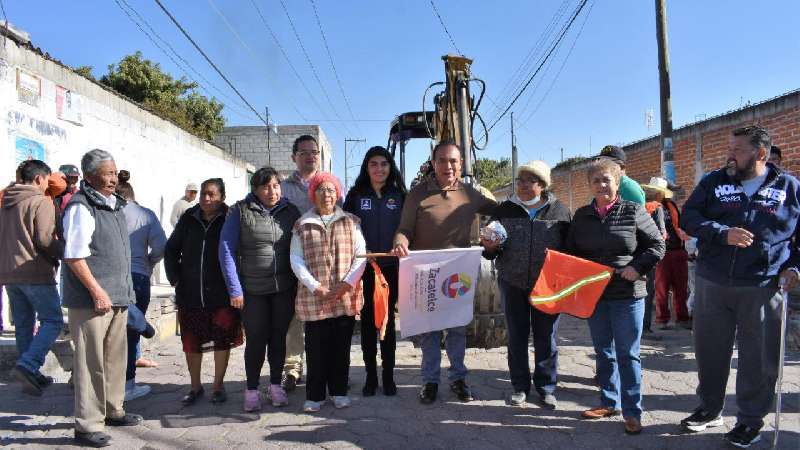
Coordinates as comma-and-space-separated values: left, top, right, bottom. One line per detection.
141, 322, 156, 339
104, 413, 143, 427
362, 371, 378, 397
181, 387, 204, 406
12, 365, 42, 396
419, 383, 438, 404
724, 423, 762, 448
382, 371, 397, 396
210, 390, 227, 404
680, 409, 724, 432
35, 372, 54, 388
450, 380, 473, 402
74, 431, 112, 448
281, 373, 298, 392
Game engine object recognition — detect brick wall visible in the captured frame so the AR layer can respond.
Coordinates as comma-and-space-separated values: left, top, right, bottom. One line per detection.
551, 90, 800, 209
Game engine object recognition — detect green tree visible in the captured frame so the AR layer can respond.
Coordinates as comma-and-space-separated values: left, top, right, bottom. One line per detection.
474, 157, 513, 192
97, 51, 225, 140
73, 65, 96, 81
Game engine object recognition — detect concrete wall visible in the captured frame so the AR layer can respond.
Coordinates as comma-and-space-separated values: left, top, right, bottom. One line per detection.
551, 90, 800, 210
213, 125, 334, 177
0, 33, 253, 329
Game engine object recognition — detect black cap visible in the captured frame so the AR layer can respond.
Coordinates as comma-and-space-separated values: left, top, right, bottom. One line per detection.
596, 145, 626, 165
59, 164, 80, 177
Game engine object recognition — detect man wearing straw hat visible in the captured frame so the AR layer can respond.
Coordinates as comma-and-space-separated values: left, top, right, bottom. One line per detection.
641, 177, 691, 330
680, 126, 799, 448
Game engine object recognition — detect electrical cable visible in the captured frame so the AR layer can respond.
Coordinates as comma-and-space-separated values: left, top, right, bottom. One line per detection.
429, 0, 462, 55
422, 81, 445, 139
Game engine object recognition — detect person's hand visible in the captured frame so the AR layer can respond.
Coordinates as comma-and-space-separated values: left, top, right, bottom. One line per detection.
779, 269, 800, 292
480, 236, 500, 251
726, 227, 754, 248
92, 288, 112, 314
677, 229, 690, 241
230, 295, 244, 309
326, 282, 352, 302
618, 266, 641, 282
391, 241, 409, 258
314, 286, 330, 301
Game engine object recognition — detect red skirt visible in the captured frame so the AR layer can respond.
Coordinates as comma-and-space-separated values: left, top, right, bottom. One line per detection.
178, 306, 243, 353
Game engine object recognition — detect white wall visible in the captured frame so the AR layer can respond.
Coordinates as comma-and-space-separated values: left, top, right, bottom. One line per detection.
0, 35, 253, 329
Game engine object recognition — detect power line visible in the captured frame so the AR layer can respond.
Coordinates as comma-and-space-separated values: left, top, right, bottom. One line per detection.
308, 0, 363, 136
278, 0, 355, 137
114, 0, 254, 121
429, 0, 461, 55
153, 0, 267, 125
248, 0, 350, 138
484, 0, 590, 136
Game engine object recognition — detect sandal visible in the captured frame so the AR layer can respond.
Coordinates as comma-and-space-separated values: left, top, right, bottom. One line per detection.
211, 390, 227, 404
135, 358, 158, 368
74, 431, 112, 448
181, 387, 204, 406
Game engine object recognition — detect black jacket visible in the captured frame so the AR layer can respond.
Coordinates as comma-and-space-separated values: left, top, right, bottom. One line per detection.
681, 163, 800, 287
483, 193, 571, 291
165, 204, 230, 310
343, 186, 404, 267
566, 200, 665, 300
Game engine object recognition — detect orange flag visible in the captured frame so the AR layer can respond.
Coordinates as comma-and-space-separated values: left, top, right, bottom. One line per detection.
369, 260, 390, 340
529, 250, 614, 318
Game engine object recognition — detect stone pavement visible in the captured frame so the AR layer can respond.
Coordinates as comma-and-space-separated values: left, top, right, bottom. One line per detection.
1, 315, 798, 449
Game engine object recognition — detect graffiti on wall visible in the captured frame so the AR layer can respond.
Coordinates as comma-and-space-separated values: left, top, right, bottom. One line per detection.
7, 111, 67, 141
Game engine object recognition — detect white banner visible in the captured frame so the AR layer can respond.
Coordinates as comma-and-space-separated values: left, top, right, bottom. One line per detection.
398, 247, 483, 338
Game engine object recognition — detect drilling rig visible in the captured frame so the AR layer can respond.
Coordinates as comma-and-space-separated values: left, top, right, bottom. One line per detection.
387, 55, 505, 348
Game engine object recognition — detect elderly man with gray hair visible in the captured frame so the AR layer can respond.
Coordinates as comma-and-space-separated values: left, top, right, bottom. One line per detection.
62, 149, 142, 448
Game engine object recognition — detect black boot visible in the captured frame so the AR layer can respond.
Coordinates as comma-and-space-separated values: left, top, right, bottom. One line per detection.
362, 364, 378, 397
382, 368, 397, 396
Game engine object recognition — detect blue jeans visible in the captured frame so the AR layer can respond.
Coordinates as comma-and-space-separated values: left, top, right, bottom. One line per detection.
419, 326, 468, 384
587, 298, 644, 419
126, 273, 151, 381
499, 280, 560, 395
6, 284, 64, 374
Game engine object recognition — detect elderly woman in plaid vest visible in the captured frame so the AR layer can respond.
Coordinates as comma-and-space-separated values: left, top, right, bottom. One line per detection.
290, 172, 367, 413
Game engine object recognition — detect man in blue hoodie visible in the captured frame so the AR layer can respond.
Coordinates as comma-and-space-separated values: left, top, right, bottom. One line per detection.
680, 126, 799, 448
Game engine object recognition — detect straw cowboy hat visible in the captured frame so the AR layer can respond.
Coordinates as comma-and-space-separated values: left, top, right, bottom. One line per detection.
641, 176, 673, 198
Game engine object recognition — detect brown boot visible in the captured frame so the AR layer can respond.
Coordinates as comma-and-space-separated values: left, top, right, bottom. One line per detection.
624, 417, 643, 435
581, 406, 621, 419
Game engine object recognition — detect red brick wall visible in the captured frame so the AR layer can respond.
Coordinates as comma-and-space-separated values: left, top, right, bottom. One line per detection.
551, 92, 800, 210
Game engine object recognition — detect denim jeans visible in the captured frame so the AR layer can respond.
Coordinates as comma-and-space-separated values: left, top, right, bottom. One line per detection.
6, 284, 64, 374
587, 298, 644, 419
419, 326, 468, 384
499, 280, 560, 395
126, 273, 151, 381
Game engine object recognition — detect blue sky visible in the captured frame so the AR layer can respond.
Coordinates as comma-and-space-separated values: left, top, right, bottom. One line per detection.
6, 0, 799, 185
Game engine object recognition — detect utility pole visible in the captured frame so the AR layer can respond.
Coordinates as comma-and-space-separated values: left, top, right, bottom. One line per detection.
655, 0, 675, 184
344, 138, 366, 189
265, 106, 271, 166
511, 112, 518, 193
560, 147, 564, 162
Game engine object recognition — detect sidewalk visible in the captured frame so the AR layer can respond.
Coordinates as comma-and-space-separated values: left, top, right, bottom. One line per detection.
1, 315, 798, 449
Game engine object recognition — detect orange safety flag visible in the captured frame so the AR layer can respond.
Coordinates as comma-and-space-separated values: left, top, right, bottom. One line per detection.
369, 260, 390, 340
529, 250, 614, 318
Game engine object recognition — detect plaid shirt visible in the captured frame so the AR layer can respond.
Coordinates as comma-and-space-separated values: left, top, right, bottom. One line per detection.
294, 213, 364, 321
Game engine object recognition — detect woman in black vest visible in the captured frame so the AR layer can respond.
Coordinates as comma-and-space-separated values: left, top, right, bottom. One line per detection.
219, 167, 300, 412
343, 146, 406, 396
165, 178, 242, 405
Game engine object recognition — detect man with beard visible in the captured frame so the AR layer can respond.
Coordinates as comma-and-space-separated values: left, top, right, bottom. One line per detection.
679, 126, 800, 448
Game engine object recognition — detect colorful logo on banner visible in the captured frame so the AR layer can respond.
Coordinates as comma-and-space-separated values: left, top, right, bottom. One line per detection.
441, 273, 472, 298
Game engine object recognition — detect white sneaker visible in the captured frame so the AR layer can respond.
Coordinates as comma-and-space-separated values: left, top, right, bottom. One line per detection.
303, 400, 322, 413
332, 396, 351, 409
124, 383, 152, 402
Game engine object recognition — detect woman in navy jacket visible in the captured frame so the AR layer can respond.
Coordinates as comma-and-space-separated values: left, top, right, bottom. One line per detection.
343, 146, 406, 396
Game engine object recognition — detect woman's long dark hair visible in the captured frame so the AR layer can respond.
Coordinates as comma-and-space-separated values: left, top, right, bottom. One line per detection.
350, 146, 407, 196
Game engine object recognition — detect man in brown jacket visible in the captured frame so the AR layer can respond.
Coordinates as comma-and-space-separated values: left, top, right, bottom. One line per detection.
0, 159, 64, 396
393, 141, 497, 405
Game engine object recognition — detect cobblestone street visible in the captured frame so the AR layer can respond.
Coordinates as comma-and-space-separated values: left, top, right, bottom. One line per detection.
1, 315, 798, 449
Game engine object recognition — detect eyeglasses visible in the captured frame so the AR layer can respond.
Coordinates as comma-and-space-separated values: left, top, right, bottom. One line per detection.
315, 187, 337, 196
297, 150, 321, 157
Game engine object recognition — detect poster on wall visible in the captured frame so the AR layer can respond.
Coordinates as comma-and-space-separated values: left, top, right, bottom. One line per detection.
16, 69, 41, 107
15, 136, 46, 164
56, 86, 83, 124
